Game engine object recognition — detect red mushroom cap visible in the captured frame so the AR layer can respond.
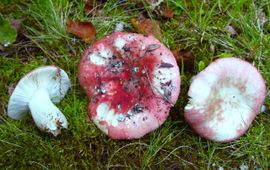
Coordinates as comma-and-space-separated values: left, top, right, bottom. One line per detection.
184, 57, 266, 142
78, 32, 180, 139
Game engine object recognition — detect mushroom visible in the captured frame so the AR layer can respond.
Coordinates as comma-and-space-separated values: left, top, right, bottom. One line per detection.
7, 66, 71, 136
78, 32, 180, 139
184, 57, 266, 142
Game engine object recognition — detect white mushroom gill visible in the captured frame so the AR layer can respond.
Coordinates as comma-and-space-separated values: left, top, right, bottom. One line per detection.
29, 88, 68, 136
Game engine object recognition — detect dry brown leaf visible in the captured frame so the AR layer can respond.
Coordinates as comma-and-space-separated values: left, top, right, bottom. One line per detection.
66, 19, 96, 43
131, 16, 161, 39
84, 0, 93, 15
172, 49, 194, 71
160, 9, 174, 18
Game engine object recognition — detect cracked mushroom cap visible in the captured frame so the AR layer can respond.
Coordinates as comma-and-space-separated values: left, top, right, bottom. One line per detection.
184, 57, 266, 142
78, 32, 180, 139
8, 66, 70, 120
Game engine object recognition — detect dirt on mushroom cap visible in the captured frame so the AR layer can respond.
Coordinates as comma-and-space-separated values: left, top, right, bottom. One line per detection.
78, 32, 180, 139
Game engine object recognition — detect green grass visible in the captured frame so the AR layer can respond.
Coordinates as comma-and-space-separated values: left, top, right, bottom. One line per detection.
1, 0, 270, 169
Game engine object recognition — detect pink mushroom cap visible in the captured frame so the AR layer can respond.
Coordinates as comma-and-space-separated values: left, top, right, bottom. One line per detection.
78, 32, 180, 139
184, 57, 266, 142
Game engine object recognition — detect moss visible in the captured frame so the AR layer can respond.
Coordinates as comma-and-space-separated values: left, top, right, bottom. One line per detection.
1, 0, 270, 169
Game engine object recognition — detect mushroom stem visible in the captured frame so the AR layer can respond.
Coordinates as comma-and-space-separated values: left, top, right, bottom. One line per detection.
28, 89, 68, 136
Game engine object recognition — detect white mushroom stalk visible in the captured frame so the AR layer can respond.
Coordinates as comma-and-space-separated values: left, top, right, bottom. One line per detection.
8, 66, 70, 136
28, 89, 68, 136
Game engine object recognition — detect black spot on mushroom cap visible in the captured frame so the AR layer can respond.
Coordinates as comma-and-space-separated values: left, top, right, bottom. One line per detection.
163, 80, 172, 87
91, 95, 98, 103
159, 62, 174, 68
146, 44, 160, 52
142, 116, 148, 121
132, 103, 144, 113
56, 119, 63, 128
123, 45, 131, 52
126, 113, 132, 119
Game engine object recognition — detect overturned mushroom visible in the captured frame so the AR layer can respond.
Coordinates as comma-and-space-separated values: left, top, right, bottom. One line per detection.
7, 66, 70, 136
78, 32, 180, 139
184, 57, 266, 142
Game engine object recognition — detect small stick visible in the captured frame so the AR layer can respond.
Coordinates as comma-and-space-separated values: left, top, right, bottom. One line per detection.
143, 66, 174, 106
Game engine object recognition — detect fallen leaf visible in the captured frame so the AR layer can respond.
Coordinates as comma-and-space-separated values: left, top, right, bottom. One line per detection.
66, 19, 96, 43
131, 16, 161, 39
84, 0, 93, 15
172, 49, 194, 71
160, 9, 174, 18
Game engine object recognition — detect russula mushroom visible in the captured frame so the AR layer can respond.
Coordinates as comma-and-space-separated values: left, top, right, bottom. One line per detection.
78, 32, 180, 139
184, 57, 266, 142
7, 66, 71, 136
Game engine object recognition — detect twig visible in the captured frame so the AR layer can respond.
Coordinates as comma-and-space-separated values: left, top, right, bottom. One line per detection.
144, 66, 174, 106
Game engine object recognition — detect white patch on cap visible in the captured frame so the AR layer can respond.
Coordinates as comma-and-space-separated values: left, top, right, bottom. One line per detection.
88, 46, 113, 65
106, 109, 119, 126
99, 48, 113, 59
123, 34, 136, 41
88, 53, 106, 65
152, 67, 171, 95
245, 82, 256, 96
209, 103, 251, 141
96, 102, 110, 117
202, 72, 217, 85
114, 38, 126, 49
189, 78, 211, 103
205, 86, 252, 141
93, 118, 108, 134
94, 102, 124, 128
